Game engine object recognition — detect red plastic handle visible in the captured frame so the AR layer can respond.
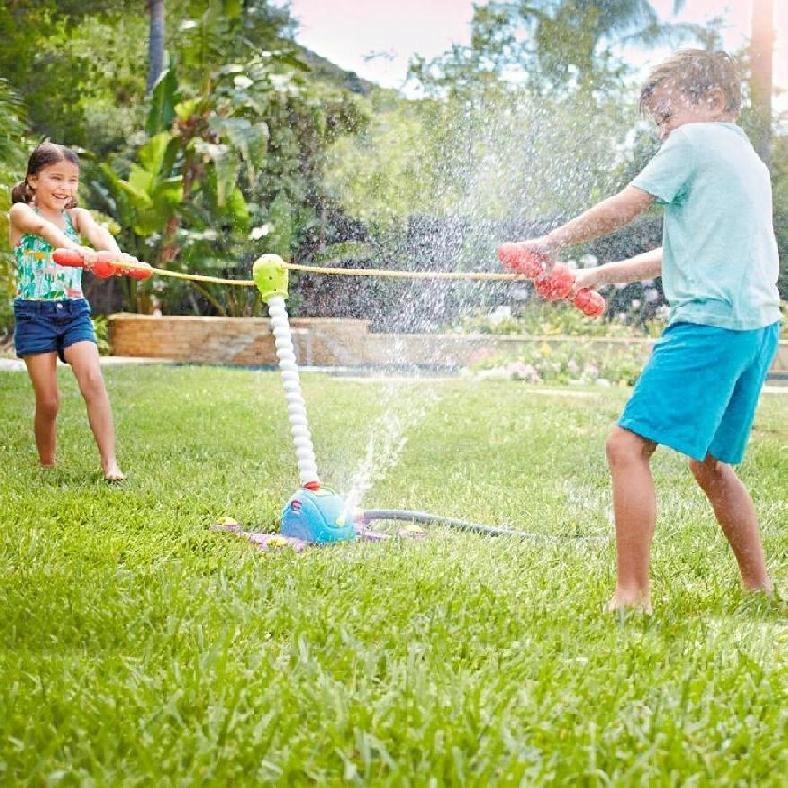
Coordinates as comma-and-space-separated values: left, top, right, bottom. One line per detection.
496, 243, 547, 278
128, 265, 153, 281
52, 249, 84, 268
534, 263, 574, 301
55, 249, 114, 278
92, 252, 116, 279
496, 243, 606, 317
52, 247, 153, 281
571, 287, 606, 317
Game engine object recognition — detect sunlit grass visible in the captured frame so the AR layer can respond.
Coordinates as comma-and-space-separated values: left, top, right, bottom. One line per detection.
0, 365, 786, 783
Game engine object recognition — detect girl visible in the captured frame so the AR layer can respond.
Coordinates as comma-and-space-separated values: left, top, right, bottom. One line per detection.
9, 142, 136, 482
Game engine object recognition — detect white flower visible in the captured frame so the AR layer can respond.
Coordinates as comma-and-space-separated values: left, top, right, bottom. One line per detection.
477, 367, 510, 380
249, 225, 271, 240
488, 306, 512, 326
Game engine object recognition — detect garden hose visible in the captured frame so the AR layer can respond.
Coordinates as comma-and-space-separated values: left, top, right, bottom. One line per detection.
360, 509, 608, 543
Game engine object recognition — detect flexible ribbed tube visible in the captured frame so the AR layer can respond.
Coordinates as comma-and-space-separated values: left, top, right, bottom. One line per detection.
267, 296, 319, 486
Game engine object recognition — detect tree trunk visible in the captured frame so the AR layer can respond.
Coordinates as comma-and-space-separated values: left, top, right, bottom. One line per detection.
750, 0, 773, 167
146, 0, 165, 95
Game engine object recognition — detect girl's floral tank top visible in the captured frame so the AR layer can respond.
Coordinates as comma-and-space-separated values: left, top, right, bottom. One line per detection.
15, 209, 83, 300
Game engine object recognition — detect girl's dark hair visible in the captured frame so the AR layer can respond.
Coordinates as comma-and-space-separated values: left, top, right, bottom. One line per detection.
11, 142, 81, 207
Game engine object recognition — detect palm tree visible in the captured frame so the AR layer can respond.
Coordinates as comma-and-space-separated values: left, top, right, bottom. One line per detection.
0, 79, 27, 329
415, 0, 694, 94
750, 0, 773, 166
0, 78, 26, 175
146, 0, 165, 94
527, 0, 699, 87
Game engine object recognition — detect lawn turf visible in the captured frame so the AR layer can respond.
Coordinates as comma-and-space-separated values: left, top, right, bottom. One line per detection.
0, 365, 785, 784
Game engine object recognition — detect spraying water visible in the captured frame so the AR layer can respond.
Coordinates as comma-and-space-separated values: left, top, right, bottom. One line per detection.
341, 393, 440, 521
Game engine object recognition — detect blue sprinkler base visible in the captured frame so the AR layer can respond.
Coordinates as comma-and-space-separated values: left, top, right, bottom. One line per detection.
280, 487, 356, 544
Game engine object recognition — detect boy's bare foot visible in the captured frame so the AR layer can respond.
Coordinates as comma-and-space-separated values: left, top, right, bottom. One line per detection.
742, 579, 773, 594
103, 462, 126, 482
40, 462, 56, 470
605, 590, 652, 614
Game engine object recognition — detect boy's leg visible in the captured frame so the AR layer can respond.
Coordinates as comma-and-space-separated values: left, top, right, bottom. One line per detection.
64, 341, 125, 481
689, 455, 772, 593
605, 426, 657, 611
693, 324, 778, 594
23, 352, 60, 467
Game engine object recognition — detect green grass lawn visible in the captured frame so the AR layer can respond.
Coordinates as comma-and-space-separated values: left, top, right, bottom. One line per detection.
0, 364, 786, 784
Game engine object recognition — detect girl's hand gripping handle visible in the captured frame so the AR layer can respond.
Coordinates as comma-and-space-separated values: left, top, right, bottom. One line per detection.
53, 248, 153, 280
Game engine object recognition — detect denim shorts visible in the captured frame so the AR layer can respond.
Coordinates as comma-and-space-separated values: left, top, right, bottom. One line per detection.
619, 321, 780, 464
13, 298, 97, 363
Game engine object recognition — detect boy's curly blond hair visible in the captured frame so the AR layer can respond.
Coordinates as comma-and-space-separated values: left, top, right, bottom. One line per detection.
639, 49, 741, 116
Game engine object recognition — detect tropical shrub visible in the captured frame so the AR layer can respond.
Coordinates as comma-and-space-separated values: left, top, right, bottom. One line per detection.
0, 78, 28, 338
455, 296, 667, 338
468, 337, 650, 386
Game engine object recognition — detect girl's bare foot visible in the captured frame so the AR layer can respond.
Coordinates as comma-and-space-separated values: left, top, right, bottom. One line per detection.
605, 589, 652, 614
103, 462, 126, 482
40, 462, 56, 470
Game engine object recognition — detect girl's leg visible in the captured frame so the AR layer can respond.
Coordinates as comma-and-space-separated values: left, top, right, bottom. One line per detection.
23, 352, 60, 467
605, 426, 658, 612
64, 341, 125, 481
689, 455, 772, 592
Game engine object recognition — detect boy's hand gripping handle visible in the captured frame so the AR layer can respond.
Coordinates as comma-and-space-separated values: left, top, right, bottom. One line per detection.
496, 243, 606, 317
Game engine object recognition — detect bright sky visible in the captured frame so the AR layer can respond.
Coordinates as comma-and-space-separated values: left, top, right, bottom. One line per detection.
286, 0, 788, 102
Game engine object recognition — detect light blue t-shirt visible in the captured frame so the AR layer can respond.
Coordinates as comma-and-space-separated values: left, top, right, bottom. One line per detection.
631, 122, 781, 330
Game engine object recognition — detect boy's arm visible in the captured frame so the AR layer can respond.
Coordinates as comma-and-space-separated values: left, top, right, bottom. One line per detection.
575, 247, 662, 290
514, 186, 655, 269
545, 186, 655, 251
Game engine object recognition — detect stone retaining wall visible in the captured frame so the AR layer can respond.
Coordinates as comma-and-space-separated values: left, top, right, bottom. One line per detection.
108, 313, 788, 376
108, 314, 371, 366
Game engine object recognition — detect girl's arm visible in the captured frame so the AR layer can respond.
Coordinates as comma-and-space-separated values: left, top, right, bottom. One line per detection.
71, 208, 140, 271
9, 203, 90, 252
574, 248, 663, 290
70, 208, 123, 254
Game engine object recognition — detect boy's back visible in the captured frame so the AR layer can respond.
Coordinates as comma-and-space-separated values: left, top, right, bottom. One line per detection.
632, 121, 780, 330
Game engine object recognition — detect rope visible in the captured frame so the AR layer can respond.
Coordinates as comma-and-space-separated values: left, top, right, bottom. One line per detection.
283, 261, 525, 282
129, 260, 525, 287
143, 268, 255, 286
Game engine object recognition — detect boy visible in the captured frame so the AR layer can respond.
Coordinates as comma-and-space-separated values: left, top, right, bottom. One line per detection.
508, 50, 781, 612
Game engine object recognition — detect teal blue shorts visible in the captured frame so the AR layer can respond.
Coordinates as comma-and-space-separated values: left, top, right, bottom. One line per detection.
619, 321, 779, 464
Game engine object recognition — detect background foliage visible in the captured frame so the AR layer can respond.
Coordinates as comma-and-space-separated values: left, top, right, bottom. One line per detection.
0, 0, 785, 335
